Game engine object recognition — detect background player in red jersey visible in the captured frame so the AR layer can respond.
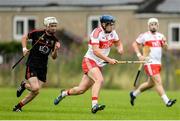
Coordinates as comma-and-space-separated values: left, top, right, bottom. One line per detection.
130, 18, 176, 107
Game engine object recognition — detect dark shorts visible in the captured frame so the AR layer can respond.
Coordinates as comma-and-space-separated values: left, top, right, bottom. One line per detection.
25, 66, 47, 82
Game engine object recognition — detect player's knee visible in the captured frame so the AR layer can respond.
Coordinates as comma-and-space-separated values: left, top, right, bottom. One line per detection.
152, 76, 162, 85
156, 81, 162, 86
31, 86, 40, 95
93, 77, 104, 84
97, 79, 104, 85
153, 79, 162, 86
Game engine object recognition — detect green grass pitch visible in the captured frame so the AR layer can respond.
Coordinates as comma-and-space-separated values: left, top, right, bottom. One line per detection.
0, 88, 179, 120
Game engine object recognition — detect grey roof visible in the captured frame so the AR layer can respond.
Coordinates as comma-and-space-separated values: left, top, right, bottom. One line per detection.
157, 0, 180, 13
137, 0, 180, 13
1, 0, 179, 13
0, 0, 144, 7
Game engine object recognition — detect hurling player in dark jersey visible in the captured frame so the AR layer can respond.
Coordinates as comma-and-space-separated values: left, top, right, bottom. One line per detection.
13, 17, 60, 112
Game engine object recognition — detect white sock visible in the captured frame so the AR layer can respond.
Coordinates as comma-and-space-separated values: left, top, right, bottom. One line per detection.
92, 97, 98, 108
161, 94, 169, 104
92, 100, 98, 108
61, 91, 68, 97
133, 89, 141, 97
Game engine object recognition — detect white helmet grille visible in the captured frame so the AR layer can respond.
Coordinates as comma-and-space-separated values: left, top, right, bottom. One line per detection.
44, 17, 58, 26
148, 18, 159, 25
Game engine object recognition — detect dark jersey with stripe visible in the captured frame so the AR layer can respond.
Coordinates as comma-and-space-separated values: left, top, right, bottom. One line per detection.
26, 29, 58, 68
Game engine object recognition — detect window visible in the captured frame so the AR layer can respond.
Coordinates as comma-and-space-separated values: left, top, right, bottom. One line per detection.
168, 23, 180, 49
16, 21, 24, 36
28, 19, 36, 32
87, 16, 100, 37
13, 16, 36, 40
172, 27, 179, 42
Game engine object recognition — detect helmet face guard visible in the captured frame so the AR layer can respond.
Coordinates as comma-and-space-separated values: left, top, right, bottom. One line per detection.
44, 17, 58, 26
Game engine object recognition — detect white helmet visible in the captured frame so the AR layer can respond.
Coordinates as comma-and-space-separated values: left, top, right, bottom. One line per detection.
44, 17, 58, 26
147, 18, 159, 25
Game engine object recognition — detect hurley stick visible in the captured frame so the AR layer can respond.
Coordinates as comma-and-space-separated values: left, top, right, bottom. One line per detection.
133, 46, 150, 87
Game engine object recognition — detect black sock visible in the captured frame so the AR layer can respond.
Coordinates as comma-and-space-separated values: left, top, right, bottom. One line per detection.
16, 102, 24, 109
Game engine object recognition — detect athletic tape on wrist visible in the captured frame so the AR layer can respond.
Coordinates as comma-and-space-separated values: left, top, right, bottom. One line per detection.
23, 47, 28, 52
137, 53, 142, 57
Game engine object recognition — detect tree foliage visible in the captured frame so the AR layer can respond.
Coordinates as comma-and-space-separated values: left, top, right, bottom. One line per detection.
0, 41, 21, 54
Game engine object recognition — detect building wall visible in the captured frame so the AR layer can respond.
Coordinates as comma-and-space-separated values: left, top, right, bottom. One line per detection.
0, 12, 14, 41
1, 8, 180, 50
0, 9, 137, 45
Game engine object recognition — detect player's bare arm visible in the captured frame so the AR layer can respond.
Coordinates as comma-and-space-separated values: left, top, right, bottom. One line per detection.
51, 41, 60, 59
114, 40, 124, 54
132, 41, 145, 61
162, 36, 168, 49
21, 34, 29, 56
92, 44, 118, 64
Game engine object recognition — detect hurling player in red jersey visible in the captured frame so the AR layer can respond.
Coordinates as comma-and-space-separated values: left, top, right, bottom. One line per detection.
54, 15, 123, 113
130, 18, 176, 107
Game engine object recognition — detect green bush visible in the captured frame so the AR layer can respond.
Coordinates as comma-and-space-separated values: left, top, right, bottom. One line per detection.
0, 41, 21, 54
